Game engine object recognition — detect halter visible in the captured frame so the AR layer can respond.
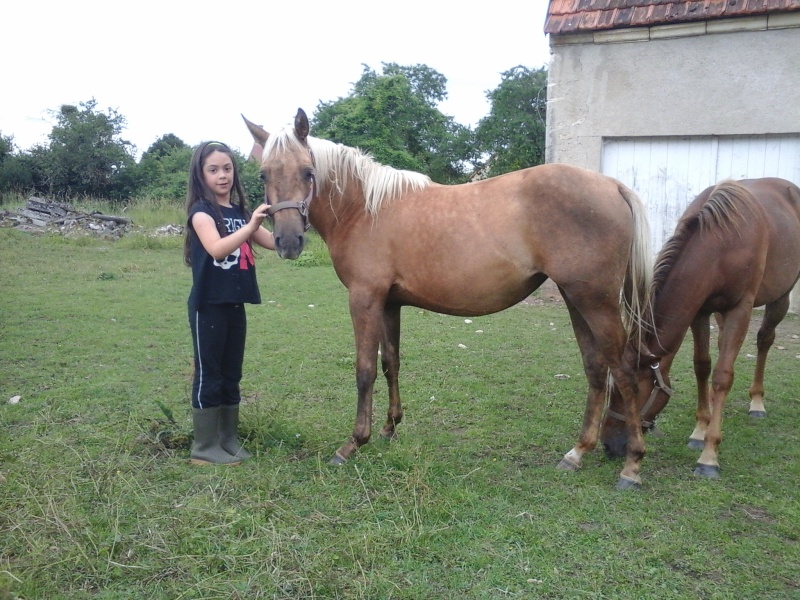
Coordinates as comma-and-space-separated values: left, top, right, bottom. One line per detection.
263, 149, 317, 231
606, 362, 674, 429
264, 174, 315, 231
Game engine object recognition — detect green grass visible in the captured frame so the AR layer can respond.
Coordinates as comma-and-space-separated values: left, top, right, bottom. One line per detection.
1, 226, 799, 599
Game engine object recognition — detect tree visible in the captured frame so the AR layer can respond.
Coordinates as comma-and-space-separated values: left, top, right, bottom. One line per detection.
475, 66, 548, 178
0, 133, 13, 164
143, 134, 188, 160
44, 98, 138, 200
0, 134, 41, 194
137, 135, 192, 201
312, 63, 477, 184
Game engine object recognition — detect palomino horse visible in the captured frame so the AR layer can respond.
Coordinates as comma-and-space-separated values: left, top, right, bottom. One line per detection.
245, 109, 653, 488
602, 177, 800, 478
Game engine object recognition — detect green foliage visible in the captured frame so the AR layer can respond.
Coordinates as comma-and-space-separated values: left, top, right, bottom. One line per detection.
0, 134, 41, 193
120, 196, 185, 229
313, 63, 477, 184
0, 132, 13, 162
0, 153, 36, 193
286, 231, 332, 267
475, 66, 548, 177
137, 135, 192, 201
44, 98, 139, 200
143, 133, 187, 159
239, 154, 264, 207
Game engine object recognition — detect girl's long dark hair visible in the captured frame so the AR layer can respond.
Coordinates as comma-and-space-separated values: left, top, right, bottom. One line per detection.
183, 141, 252, 266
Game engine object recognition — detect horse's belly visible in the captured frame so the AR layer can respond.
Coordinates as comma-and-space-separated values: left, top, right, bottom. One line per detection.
391, 272, 542, 317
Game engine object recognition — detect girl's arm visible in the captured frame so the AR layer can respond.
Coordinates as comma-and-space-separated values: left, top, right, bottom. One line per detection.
252, 225, 275, 250
191, 205, 269, 260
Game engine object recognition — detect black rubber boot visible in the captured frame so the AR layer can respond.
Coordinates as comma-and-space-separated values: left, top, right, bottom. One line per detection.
189, 407, 242, 466
219, 404, 253, 460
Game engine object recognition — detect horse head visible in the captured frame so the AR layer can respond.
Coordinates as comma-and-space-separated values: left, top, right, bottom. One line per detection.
242, 109, 315, 260
601, 347, 673, 458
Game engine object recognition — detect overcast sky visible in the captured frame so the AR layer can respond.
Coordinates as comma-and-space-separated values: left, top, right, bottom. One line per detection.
3, 1, 550, 158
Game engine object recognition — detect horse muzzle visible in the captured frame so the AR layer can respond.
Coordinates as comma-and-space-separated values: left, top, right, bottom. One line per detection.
603, 434, 628, 458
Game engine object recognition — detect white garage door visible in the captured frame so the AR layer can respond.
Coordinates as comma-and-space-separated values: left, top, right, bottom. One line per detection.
602, 134, 800, 254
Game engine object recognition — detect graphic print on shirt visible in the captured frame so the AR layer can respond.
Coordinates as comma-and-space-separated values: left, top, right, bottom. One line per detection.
211, 214, 255, 270
213, 247, 241, 270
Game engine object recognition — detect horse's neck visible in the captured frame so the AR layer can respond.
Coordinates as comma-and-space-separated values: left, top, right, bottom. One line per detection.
309, 181, 367, 238
649, 279, 708, 356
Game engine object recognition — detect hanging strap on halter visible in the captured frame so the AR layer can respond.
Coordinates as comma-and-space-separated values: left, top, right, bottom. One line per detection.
606, 362, 674, 429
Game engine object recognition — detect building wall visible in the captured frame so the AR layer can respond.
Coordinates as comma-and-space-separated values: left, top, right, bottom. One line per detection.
545, 18, 800, 310
545, 23, 800, 169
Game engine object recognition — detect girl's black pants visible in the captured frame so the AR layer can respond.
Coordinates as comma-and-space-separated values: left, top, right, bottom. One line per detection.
188, 303, 247, 409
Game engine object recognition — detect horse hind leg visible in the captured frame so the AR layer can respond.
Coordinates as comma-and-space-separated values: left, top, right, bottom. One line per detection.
748, 293, 790, 418
556, 300, 626, 478
557, 346, 608, 473
561, 290, 647, 489
378, 304, 403, 440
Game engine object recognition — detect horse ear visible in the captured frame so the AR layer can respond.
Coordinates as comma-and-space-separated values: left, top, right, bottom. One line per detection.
294, 108, 310, 142
242, 114, 268, 162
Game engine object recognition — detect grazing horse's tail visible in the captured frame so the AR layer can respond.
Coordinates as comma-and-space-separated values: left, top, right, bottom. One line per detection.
617, 184, 654, 345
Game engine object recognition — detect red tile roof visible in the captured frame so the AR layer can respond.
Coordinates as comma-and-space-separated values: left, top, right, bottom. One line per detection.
545, 0, 800, 35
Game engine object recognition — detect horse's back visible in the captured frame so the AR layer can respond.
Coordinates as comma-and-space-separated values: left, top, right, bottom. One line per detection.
750, 178, 800, 300
367, 163, 646, 316
714, 177, 800, 304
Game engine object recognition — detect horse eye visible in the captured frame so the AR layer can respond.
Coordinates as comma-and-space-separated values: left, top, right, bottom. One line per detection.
258, 172, 267, 183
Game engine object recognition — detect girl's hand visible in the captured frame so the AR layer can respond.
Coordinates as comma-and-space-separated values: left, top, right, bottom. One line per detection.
250, 204, 269, 229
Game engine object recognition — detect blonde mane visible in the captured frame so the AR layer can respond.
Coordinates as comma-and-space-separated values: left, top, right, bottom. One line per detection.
264, 128, 432, 215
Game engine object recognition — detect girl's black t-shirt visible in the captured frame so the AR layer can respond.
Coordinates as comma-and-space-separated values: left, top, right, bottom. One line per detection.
187, 203, 261, 310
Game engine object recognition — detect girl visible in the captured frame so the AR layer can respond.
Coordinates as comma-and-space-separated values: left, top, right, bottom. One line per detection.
184, 141, 274, 465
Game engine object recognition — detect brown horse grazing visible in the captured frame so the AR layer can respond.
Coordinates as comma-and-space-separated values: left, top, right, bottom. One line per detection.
244, 108, 654, 489
602, 177, 800, 478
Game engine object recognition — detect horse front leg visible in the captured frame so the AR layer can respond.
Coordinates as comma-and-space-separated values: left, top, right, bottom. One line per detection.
694, 304, 752, 478
748, 294, 789, 417
688, 314, 712, 450
329, 290, 385, 465
378, 303, 403, 440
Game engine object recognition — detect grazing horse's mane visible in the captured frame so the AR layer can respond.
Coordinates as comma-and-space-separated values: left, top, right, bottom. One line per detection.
264, 128, 432, 215
652, 180, 754, 291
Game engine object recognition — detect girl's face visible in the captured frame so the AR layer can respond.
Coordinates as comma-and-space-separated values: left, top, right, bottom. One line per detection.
202, 150, 235, 204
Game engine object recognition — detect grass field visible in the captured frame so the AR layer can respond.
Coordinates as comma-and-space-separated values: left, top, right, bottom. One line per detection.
1, 224, 799, 599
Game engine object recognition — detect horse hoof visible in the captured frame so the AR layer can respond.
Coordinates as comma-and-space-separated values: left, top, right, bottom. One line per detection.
693, 464, 720, 479
378, 428, 397, 441
748, 410, 767, 418
556, 458, 580, 471
616, 476, 642, 491
328, 454, 347, 466
687, 438, 704, 451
